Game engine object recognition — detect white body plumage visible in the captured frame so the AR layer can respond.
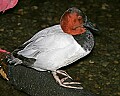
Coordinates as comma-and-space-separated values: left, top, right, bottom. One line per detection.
17, 25, 91, 71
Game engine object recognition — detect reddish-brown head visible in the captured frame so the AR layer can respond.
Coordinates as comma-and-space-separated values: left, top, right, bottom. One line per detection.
60, 7, 86, 35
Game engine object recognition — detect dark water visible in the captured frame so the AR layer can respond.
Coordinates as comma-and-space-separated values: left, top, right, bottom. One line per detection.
0, 0, 120, 96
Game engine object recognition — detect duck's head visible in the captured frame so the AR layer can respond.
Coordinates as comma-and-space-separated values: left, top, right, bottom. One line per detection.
60, 7, 99, 35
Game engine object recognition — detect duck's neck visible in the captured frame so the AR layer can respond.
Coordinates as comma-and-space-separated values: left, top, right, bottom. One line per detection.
73, 30, 94, 51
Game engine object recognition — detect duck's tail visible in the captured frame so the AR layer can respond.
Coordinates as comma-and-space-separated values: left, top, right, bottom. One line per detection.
0, 48, 23, 80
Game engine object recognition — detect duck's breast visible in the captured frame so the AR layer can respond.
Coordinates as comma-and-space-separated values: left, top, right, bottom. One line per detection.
31, 33, 89, 71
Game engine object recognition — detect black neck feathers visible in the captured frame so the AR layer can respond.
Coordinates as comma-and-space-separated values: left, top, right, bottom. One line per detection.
73, 30, 94, 51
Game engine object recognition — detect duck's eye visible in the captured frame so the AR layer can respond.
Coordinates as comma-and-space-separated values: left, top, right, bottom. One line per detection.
78, 16, 82, 20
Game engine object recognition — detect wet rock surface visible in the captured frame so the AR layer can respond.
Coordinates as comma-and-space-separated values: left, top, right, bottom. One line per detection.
7, 65, 96, 96
0, 0, 120, 96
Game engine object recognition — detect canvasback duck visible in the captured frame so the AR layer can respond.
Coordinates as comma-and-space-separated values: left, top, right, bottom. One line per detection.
8, 7, 99, 89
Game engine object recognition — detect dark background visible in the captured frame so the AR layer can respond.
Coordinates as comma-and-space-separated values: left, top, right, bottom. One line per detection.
0, 0, 120, 96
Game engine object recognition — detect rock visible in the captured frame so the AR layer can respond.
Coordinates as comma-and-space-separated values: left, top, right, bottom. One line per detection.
17, 9, 24, 15
8, 65, 96, 96
0, 28, 5, 32
101, 62, 109, 67
101, 3, 109, 10
89, 60, 94, 64
31, 6, 38, 10
113, 60, 119, 64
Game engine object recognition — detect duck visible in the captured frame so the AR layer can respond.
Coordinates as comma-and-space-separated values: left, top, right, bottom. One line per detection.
1, 7, 99, 89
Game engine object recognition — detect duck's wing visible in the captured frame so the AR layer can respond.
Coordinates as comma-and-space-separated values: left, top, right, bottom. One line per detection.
13, 25, 61, 57
23, 25, 62, 45
16, 25, 72, 58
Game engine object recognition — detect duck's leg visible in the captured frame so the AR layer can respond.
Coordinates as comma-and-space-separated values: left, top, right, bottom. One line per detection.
52, 70, 83, 89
